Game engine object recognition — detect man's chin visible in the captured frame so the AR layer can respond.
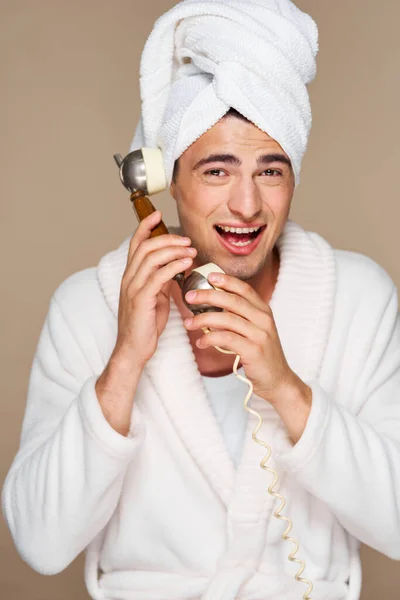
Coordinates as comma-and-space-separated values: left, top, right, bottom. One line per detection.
210, 256, 267, 282
228, 265, 266, 281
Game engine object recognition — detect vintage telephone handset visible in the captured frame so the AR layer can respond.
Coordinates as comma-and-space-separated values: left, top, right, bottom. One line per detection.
113, 148, 225, 316
114, 149, 313, 599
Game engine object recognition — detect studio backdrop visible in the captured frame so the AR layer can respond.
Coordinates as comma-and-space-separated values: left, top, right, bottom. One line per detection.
1, 1, 399, 599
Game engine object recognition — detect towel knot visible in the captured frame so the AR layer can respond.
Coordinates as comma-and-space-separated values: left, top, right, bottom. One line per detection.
131, 0, 319, 187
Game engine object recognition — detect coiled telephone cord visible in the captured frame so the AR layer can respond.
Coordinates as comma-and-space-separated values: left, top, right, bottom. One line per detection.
203, 328, 314, 600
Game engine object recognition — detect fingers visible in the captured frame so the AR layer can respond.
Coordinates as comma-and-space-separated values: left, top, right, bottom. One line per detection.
127, 210, 162, 262
196, 329, 253, 357
123, 210, 193, 286
140, 256, 194, 300
126, 210, 190, 266
184, 310, 265, 345
127, 245, 196, 292
184, 287, 269, 328
208, 272, 268, 313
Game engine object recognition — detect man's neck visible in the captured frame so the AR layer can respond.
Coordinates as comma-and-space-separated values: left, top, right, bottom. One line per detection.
171, 246, 280, 377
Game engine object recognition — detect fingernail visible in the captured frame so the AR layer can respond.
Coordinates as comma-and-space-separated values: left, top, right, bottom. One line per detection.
185, 291, 197, 301
209, 273, 222, 283
181, 258, 193, 266
181, 237, 191, 244
184, 317, 193, 327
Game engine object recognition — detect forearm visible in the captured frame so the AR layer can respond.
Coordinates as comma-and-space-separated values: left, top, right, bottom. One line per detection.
95, 349, 144, 436
2, 375, 141, 574
267, 373, 313, 444
274, 380, 400, 559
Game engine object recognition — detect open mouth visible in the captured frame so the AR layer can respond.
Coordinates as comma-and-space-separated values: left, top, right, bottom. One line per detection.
214, 224, 265, 248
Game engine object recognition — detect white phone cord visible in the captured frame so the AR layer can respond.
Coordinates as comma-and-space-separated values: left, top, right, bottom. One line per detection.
203, 328, 314, 600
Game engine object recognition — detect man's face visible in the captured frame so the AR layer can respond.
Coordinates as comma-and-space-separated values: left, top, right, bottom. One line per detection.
169, 116, 295, 281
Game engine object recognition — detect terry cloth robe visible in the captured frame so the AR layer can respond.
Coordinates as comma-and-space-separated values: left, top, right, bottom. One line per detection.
2, 219, 400, 600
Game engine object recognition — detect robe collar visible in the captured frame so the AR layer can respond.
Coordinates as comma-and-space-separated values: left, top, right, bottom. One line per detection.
97, 218, 336, 514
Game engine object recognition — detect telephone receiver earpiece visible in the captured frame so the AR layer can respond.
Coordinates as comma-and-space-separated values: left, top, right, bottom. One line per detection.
114, 149, 225, 316
114, 148, 167, 196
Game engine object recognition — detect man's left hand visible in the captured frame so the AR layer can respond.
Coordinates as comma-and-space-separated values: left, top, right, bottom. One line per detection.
183, 271, 300, 405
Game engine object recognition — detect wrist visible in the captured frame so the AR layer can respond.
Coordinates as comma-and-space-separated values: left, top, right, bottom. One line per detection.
108, 347, 144, 383
272, 376, 311, 408
268, 374, 312, 445
95, 350, 143, 437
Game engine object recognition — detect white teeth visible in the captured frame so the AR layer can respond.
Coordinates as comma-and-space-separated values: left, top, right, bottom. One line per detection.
230, 239, 253, 247
218, 225, 261, 234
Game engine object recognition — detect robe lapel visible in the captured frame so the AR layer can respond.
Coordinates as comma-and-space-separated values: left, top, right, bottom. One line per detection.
96, 218, 336, 515
145, 299, 237, 506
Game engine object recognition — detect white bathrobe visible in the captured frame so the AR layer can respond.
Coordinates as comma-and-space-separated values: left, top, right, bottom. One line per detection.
2, 219, 400, 600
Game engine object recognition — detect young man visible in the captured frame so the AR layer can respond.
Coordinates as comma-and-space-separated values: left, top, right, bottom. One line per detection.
3, 1, 400, 599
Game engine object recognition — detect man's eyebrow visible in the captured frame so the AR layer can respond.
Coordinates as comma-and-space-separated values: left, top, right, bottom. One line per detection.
192, 154, 241, 170
257, 153, 292, 168
192, 152, 292, 170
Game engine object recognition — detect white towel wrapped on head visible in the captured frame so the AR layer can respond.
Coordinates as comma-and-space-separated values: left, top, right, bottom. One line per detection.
130, 0, 319, 187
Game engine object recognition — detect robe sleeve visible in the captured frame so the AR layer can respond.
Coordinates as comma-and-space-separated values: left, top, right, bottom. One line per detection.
1, 296, 145, 575
275, 281, 400, 560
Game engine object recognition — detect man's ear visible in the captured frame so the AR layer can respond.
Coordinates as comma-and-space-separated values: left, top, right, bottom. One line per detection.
169, 181, 176, 199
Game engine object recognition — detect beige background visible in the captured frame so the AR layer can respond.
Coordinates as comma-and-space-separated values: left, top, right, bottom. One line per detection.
1, 0, 399, 598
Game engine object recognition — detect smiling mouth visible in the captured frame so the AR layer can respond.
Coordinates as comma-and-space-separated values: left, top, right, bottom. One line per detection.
214, 225, 265, 247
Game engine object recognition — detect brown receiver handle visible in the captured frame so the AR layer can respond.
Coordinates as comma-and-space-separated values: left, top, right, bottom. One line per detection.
130, 190, 170, 237
130, 190, 185, 287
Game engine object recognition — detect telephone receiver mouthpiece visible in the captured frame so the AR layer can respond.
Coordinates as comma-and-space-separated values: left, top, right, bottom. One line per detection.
182, 264, 225, 315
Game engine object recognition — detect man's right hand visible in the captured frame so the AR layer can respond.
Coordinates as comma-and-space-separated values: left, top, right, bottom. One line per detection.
95, 210, 197, 436
114, 210, 197, 368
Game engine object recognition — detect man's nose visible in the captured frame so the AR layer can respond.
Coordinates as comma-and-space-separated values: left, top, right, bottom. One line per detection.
226, 176, 263, 221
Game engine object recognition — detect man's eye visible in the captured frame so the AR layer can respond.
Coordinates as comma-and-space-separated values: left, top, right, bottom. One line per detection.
262, 169, 282, 177
204, 169, 225, 177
